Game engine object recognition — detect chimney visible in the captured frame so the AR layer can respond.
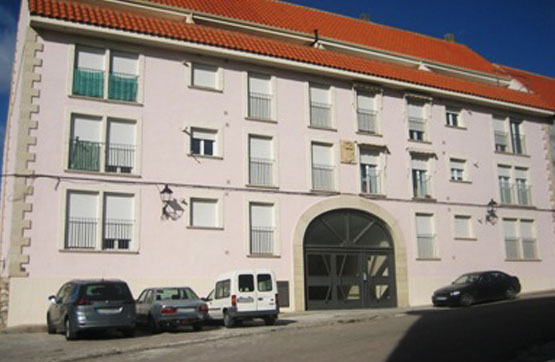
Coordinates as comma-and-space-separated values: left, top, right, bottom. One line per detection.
359, 13, 370, 21
444, 33, 456, 42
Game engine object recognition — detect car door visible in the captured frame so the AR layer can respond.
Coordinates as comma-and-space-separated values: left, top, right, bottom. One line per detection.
476, 273, 495, 301
211, 280, 230, 319
135, 289, 151, 324
237, 274, 257, 313
256, 273, 276, 313
50, 283, 72, 327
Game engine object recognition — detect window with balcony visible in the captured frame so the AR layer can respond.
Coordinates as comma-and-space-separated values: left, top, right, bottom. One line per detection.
73, 46, 139, 102
248, 73, 273, 120
503, 219, 537, 260
449, 158, 466, 181
311, 143, 335, 191
411, 157, 431, 198
68, 114, 137, 175
498, 165, 532, 206
454, 215, 473, 239
445, 107, 461, 127
190, 198, 220, 228
493, 116, 526, 154
191, 63, 220, 90
65, 191, 135, 251
360, 148, 381, 195
249, 135, 274, 187
356, 91, 378, 134
416, 213, 436, 259
407, 100, 427, 141
249, 203, 275, 255
191, 129, 216, 157
310, 84, 332, 128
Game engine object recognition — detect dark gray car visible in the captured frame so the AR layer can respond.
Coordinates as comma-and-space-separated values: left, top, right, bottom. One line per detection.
136, 287, 208, 333
47, 280, 136, 340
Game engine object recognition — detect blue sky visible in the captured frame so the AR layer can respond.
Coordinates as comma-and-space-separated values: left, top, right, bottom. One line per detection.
0, 0, 553, 168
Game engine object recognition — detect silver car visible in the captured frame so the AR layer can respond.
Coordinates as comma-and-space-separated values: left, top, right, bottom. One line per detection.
135, 287, 208, 333
47, 279, 136, 340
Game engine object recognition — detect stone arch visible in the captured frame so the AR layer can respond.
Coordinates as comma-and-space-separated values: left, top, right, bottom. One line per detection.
292, 195, 408, 310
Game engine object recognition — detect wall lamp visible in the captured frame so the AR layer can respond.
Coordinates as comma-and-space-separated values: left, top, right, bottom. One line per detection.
160, 184, 173, 216
485, 198, 498, 225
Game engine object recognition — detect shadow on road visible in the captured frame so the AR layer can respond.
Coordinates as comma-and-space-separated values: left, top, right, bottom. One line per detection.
385, 296, 555, 362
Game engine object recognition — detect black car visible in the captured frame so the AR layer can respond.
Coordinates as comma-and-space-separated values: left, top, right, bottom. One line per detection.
432, 271, 520, 307
47, 279, 136, 340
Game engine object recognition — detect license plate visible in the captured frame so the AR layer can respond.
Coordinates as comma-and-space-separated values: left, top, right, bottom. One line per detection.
97, 307, 122, 314
435, 296, 447, 301
177, 307, 194, 313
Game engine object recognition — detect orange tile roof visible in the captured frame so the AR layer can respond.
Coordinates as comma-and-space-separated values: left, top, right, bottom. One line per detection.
143, 0, 500, 76
496, 65, 555, 110
28, 0, 554, 111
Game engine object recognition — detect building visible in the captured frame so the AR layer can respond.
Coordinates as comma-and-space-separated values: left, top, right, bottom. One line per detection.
1, 0, 554, 327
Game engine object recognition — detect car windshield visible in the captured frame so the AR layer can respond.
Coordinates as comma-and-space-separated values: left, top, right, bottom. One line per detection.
80, 282, 133, 301
453, 273, 481, 285
155, 288, 198, 301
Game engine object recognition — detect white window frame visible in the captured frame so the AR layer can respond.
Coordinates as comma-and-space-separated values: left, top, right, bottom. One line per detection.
70, 43, 144, 103
355, 87, 381, 134
309, 83, 334, 129
60, 187, 140, 253
359, 146, 384, 195
248, 202, 276, 256
453, 215, 474, 240
493, 115, 526, 155
189, 197, 222, 229
247, 72, 275, 121
65, 109, 141, 176
248, 134, 276, 187
311, 141, 336, 192
415, 213, 437, 259
410, 154, 433, 199
406, 95, 431, 142
503, 218, 538, 260
445, 107, 463, 128
190, 62, 223, 91
186, 126, 223, 159
449, 158, 467, 182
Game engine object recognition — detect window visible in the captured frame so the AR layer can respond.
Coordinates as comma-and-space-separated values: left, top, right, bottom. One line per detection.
190, 198, 219, 228
310, 84, 332, 128
360, 148, 381, 194
249, 136, 274, 186
257, 274, 272, 292
498, 165, 532, 206
415, 214, 436, 259
445, 107, 461, 127
73, 46, 139, 102
356, 91, 378, 133
454, 215, 473, 239
248, 73, 273, 120
238, 275, 255, 292
407, 99, 427, 141
411, 157, 431, 198
68, 114, 137, 174
215, 279, 231, 299
493, 116, 526, 154
311, 143, 335, 191
65, 190, 135, 251
191, 63, 220, 90
191, 129, 216, 156
503, 219, 537, 260
449, 158, 466, 181
249, 203, 275, 255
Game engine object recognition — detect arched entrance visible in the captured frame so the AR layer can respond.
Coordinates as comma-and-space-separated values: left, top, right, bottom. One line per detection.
304, 208, 396, 310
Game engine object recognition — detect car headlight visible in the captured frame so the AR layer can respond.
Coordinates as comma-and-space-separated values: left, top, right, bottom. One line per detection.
450, 291, 461, 296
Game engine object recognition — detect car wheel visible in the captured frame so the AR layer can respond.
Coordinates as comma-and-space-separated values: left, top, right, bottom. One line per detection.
65, 317, 77, 341
46, 314, 56, 335
460, 293, 474, 307
192, 321, 202, 332
264, 316, 276, 326
223, 312, 235, 328
121, 328, 135, 338
148, 315, 160, 334
505, 288, 517, 300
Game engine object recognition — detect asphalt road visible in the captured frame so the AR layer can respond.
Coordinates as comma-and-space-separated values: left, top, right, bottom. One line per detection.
1, 294, 554, 362
90, 295, 555, 362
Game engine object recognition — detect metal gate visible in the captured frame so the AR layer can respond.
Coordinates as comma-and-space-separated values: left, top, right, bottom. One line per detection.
304, 209, 397, 310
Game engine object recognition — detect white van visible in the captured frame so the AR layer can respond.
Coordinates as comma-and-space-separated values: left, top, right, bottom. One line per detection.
204, 269, 279, 327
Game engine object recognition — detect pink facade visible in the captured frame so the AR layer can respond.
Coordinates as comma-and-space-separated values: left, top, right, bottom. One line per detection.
1, 0, 554, 327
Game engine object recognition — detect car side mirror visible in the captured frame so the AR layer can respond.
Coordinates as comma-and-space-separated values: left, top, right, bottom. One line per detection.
48, 295, 57, 304
201, 297, 211, 302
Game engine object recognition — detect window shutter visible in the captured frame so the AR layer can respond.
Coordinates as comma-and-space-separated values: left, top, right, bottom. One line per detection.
68, 191, 99, 218
192, 129, 216, 141
71, 115, 102, 142
497, 165, 511, 178
191, 199, 218, 227
104, 194, 134, 220
76, 47, 105, 70
520, 220, 534, 239
193, 64, 218, 88
493, 116, 506, 132
312, 143, 333, 166
359, 149, 379, 165
415, 214, 433, 235
503, 219, 517, 238
310, 84, 330, 104
357, 92, 375, 111
449, 159, 464, 170
515, 168, 527, 180
249, 136, 272, 159
407, 101, 424, 118
454, 216, 470, 238
111, 52, 138, 75
249, 73, 271, 95
411, 157, 428, 170
108, 121, 135, 145
250, 204, 274, 228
